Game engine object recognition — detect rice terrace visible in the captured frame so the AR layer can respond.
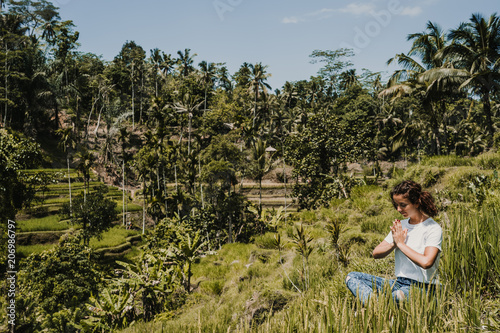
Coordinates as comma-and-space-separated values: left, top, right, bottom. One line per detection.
1, 0, 500, 332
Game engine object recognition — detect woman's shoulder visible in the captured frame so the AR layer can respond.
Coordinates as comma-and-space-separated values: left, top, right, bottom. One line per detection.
423, 218, 442, 231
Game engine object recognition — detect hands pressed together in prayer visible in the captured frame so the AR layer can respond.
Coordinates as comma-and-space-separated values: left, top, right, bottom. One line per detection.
391, 219, 407, 247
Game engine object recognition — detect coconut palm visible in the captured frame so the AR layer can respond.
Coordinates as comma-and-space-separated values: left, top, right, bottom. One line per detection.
248, 63, 272, 128
338, 69, 360, 92
56, 126, 76, 217
171, 92, 203, 155
149, 48, 163, 97
198, 60, 217, 111
216, 64, 233, 92
431, 13, 500, 141
176, 48, 197, 77
382, 21, 453, 154
249, 139, 275, 215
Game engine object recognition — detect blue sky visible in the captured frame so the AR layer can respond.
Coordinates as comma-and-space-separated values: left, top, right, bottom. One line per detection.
54, 0, 498, 90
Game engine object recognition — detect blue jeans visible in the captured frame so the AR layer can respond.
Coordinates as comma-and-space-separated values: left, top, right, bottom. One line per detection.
345, 272, 435, 305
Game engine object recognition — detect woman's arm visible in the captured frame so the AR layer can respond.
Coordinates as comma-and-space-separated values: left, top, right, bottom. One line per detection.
391, 220, 440, 269
373, 240, 396, 259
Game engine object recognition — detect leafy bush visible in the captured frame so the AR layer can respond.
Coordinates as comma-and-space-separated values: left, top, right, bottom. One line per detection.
253, 232, 281, 249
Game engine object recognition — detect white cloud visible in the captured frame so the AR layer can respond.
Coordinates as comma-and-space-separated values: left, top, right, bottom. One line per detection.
305, 8, 335, 21
339, 3, 376, 16
399, 6, 423, 17
280, 2, 378, 24
281, 16, 302, 24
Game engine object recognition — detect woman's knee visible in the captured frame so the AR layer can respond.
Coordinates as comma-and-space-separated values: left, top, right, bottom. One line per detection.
345, 271, 360, 284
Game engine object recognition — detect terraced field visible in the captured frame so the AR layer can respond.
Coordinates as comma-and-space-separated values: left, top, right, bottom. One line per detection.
15, 170, 297, 258
16, 169, 143, 258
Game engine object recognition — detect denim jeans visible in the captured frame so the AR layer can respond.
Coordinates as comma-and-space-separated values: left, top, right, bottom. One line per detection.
345, 271, 435, 305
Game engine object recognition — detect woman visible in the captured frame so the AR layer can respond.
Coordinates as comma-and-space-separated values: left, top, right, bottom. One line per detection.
345, 180, 442, 305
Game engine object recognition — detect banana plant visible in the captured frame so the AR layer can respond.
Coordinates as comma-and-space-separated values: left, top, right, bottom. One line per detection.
116, 250, 177, 321
84, 286, 135, 330
171, 231, 206, 292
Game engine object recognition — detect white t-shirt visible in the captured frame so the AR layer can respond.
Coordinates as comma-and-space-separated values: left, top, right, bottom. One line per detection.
384, 218, 442, 284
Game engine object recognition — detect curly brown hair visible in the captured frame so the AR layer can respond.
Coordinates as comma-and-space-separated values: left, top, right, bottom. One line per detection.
390, 180, 438, 217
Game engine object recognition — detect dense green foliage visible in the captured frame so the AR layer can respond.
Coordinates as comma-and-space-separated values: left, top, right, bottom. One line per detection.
16, 232, 103, 332
2, 0, 500, 331
60, 184, 118, 245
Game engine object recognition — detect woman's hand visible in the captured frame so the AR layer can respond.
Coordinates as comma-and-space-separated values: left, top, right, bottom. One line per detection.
391, 219, 407, 247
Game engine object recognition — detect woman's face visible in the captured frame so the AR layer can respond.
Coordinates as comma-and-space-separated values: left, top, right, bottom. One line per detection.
392, 194, 420, 219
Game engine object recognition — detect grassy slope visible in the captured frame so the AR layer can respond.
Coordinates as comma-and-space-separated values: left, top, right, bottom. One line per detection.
121, 153, 500, 332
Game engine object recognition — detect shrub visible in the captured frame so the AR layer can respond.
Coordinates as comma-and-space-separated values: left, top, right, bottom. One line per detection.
253, 232, 280, 249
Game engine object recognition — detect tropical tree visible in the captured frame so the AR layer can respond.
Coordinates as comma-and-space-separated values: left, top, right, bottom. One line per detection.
56, 126, 76, 216
171, 92, 203, 155
382, 21, 453, 155
60, 185, 118, 245
116, 251, 177, 321
309, 48, 354, 97
176, 48, 197, 77
248, 62, 272, 128
198, 60, 217, 111
17, 232, 102, 331
172, 231, 206, 292
430, 13, 500, 141
249, 138, 275, 214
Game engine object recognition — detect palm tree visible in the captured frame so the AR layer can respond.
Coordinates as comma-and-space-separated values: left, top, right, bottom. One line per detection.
76, 150, 95, 199
56, 126, 76, 217
149, 48, 162, 97
338, 69, 360, 91
176, 48, 197, 77
171, 92, 203, 155
248, 63, 272, 128
382, 21, 452, 154
217, 65, 233, 92
436, 13, 500, 141
250, 139, 275, 215
117, 127, 130, 226
233, 62, 252, 88
0, 13, 29, 128
387, 21, 449, 83
198, 60, 217, 111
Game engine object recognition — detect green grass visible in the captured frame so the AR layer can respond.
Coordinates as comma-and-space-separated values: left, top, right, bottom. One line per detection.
119, 155, 500, 332
18, 157, 500, 332
17, 214, 72, 232
474, 151, 500, 169
89, 226, 140, 249
18, 243, 55, 257
420, 154, 473, 167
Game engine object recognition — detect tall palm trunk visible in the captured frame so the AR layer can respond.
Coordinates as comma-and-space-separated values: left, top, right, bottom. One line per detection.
142, 179, 146, 234
131, 62, 135, 129
482, 90, 494, 140
67, 154, 72, 218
